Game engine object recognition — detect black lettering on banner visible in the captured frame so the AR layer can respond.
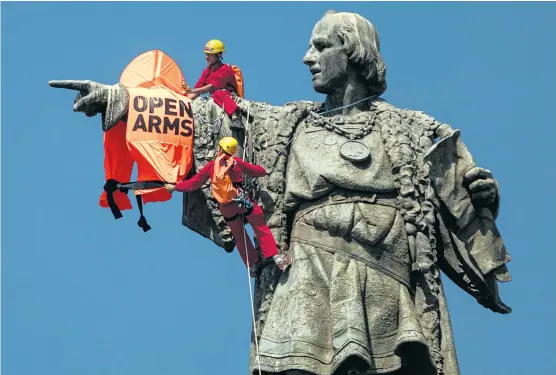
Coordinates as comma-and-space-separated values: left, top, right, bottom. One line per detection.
148, 115, 162, 133
134, 96, 148, 112
164, 117, 180, 135
180, 119, 193, 137
165, 98, 177, 116
149, 97, 163, 114
179, 100, 193, 118
132, 114, 148, 132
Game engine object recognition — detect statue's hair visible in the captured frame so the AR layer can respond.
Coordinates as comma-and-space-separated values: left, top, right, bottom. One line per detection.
322, 10, 387, 96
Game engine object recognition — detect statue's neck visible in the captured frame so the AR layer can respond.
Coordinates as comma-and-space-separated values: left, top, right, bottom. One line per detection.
323, 75, 371, 117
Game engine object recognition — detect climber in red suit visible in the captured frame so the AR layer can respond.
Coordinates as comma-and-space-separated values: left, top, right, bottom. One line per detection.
187, 39, 244, 130
165, 137, 291, 277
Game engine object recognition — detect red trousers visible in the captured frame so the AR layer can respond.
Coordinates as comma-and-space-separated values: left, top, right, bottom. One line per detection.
212, 90, 239, 117
219, 202, 279, 268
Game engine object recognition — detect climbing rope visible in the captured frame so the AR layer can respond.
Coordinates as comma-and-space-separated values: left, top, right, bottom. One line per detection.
241, 213, 262, 375
243, 102, 251, 159
316, 94, 378, 116
238, 104, 263, 375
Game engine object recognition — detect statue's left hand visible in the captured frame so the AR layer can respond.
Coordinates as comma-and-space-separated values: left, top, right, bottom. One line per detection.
464, 167, 498, 208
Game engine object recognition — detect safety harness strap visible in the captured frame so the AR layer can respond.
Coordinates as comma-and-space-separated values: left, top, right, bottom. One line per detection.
135, 195, 152, 232
223, 204, 254, 223
104, 179, 124, 219
118, 180, 168, 191
103, 179, 168, 232
224, 189, 255, 222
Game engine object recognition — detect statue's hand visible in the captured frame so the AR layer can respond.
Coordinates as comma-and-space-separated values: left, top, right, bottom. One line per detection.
49, 80, 110, 117
49, 80, 129, 131
464, 167, 499, 209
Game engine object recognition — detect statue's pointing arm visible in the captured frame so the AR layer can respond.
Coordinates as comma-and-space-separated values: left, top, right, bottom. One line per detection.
49, 80, 129, 132
48, 79, 232, 251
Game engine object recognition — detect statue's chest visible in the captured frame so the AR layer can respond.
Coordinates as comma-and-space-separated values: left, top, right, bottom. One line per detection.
290, 122, 396, 192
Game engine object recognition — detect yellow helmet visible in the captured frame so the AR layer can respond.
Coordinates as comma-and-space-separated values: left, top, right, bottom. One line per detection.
204, 39, 225, 54
219, 136, 239, 155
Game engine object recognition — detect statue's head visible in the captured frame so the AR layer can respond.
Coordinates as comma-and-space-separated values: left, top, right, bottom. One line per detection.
303, 10, 387, 96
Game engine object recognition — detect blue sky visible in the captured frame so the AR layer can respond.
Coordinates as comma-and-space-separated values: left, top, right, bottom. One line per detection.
2, 2, 555, 375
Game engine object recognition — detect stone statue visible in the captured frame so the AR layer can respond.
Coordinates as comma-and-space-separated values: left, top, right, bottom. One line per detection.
49, 9, 512, 375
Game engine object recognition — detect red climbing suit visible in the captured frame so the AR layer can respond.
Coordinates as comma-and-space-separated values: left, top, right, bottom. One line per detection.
195, 63, 239, 116
174, 155, 279, 267
99, 50, 195, 221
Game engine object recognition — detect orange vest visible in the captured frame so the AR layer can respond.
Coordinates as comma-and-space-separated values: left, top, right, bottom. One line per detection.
100, 50, 194, 230
211, 153, 238, 204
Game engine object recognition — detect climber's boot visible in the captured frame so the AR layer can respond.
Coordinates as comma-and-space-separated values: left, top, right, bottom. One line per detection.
230, 115, 245, 130
273, 254, 292, 272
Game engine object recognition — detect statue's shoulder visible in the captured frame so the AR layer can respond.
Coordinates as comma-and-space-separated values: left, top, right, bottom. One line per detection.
238, 98, 320, 113
254, 100, 321, 122
283, 100, 321, 111
372, 99, 446, 143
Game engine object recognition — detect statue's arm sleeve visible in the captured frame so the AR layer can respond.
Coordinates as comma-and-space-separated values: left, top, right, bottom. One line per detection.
425, 124, 512, 313
102, 83, 130, 131
404, 109, 511, 313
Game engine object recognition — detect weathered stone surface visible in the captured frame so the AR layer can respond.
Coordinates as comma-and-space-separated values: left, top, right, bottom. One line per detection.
49, 9, 512, 375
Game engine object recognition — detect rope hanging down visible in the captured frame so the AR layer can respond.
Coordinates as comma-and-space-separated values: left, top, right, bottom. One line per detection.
239, 104, 263, 375
242, 213, 263, 375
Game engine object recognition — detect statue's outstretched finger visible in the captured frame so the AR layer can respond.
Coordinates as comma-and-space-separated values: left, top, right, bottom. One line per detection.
48, 80, 91, 92
73, 91, 101, 112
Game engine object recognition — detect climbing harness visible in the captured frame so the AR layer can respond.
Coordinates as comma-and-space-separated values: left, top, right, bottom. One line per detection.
223, 188, 255, 223
232, 189, 255, 211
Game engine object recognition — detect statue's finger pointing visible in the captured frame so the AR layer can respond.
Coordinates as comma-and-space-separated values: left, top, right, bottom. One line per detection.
49, 80, 90, 92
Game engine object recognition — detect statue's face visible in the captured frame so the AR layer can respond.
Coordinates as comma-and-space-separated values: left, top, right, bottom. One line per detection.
303, 18, 349, 94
